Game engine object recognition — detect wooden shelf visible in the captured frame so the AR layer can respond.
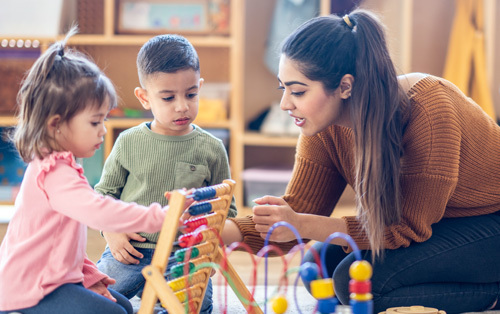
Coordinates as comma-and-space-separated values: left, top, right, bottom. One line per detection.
69, 34, 233, 47
242, 132, 298, 147
0, 116, 17, 127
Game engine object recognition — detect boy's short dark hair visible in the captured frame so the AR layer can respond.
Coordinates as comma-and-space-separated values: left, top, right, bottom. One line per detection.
137, 34, 200, 86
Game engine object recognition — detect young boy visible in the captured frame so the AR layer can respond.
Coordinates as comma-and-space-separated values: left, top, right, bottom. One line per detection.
95, 34, 237, 313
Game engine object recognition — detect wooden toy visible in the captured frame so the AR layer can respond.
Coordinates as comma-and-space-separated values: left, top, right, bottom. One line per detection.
138, 179, 262, 314
380, 306, 446, 314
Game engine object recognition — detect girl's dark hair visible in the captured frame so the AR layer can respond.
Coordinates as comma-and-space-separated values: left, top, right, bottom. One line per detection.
12, 26, 117, 162
282, 10, 408, 257
136, 34, 200, 86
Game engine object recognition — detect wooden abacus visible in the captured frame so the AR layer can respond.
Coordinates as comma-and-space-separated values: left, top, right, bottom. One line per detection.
138, 179, 263, 314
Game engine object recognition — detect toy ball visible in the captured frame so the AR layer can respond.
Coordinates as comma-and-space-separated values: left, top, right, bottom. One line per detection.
349, 260, 372, 281
271, 294, 288, 314
299, 262, 320, 282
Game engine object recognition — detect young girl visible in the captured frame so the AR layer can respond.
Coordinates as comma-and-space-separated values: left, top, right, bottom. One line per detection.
0, 28, 168, 314
222, 9, 500, 314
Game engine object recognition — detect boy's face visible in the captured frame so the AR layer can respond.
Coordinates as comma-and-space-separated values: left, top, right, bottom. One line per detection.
135, 69, 203, 136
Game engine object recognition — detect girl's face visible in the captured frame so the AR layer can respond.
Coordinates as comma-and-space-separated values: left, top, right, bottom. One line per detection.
55, 100, 109, 158
277, 56, 351, 136
135, 69, 203, 136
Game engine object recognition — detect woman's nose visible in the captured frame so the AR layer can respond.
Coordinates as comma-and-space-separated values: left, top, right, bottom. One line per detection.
280, 94, 293, 111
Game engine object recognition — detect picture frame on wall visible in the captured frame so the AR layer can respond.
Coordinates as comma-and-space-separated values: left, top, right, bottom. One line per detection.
116, 0, 230, 35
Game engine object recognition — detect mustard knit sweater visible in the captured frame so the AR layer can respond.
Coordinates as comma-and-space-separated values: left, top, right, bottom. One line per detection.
231, 76, 500, 253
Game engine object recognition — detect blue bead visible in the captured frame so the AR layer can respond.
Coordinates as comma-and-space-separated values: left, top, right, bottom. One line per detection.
188, 202, 213, 215
193, 187, 217, 200
299, 262, 319, 282
317, 297, 338, 314
350, 299, 373, 314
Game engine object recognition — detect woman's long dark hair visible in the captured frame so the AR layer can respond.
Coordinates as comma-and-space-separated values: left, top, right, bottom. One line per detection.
282, 10, 408, 257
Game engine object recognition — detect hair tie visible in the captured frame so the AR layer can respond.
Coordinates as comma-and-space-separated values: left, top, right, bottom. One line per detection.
343, 14, 354, 29
57, 48, 65, 59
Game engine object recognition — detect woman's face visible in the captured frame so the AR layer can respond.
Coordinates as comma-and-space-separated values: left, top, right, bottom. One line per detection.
277, 56, 351, 136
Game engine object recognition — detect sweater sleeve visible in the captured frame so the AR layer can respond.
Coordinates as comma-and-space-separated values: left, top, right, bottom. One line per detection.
230, 133, 349, 255
82, 257, 108, 288
40, 155, 166, 234
94, 134, 128, 199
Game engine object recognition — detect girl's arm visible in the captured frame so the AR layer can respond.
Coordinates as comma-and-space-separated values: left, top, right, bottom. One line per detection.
42, 158, 166, 233
82, 257, 108, 289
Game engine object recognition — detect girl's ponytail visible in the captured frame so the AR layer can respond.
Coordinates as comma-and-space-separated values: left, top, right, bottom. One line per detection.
12, 26, 116, 162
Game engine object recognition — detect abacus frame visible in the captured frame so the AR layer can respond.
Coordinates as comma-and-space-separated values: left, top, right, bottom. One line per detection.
138, 179, 263, 314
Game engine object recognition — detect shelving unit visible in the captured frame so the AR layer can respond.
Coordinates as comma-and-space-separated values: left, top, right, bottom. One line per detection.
0, 0, 246, 209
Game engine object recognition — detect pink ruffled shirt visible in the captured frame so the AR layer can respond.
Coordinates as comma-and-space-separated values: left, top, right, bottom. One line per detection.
0, 152, 167, 311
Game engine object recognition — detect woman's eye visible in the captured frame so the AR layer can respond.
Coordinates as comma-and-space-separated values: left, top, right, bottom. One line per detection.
277, 86, 285, 92
291, 91, 305, 96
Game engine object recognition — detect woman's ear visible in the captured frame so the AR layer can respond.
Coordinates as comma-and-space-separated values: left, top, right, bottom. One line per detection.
47, 115, 61, 134
339, 74, 354, 99
134, 87, 150, 110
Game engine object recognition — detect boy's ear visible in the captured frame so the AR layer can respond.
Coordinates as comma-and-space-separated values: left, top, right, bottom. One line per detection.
198, 78, 204, 90
47, 115, 61, 133
134, 87, 150, 110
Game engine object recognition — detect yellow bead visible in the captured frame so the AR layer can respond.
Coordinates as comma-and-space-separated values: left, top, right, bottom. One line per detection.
311, 278, 335, 299
350, 292, 373, 301
271, 295, 288, 314
349, 260, 372, 281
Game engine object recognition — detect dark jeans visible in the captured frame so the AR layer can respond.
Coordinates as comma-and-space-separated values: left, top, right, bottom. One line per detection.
303, 213, 500, 314
0, 283, 132, 314
97, 247, 213, 313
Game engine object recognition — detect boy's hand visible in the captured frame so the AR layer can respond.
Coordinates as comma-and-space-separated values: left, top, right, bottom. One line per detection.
88, 278, 116, 302
103, 232, 146, 265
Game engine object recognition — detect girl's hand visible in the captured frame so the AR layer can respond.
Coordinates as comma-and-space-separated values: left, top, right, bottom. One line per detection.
165, 189, 196, 228
103, 232, 145, 265
252, 195, 300, 242
88, 278, 116, 302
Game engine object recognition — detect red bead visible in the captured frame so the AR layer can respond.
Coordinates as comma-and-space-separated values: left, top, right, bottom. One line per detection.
349, 279, 371, 294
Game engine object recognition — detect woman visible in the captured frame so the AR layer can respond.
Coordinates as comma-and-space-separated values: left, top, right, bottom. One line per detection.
222, 9, 500, 313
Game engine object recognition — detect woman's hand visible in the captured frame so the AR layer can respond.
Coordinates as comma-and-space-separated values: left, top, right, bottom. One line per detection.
88, 277, 116, 302
103, 232, 145, 265
252, 195, 300, 242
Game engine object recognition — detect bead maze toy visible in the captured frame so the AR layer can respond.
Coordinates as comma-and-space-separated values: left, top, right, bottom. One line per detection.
138, 179, 263, 314
136, 178, 381, 314
264, 222, 375, 314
